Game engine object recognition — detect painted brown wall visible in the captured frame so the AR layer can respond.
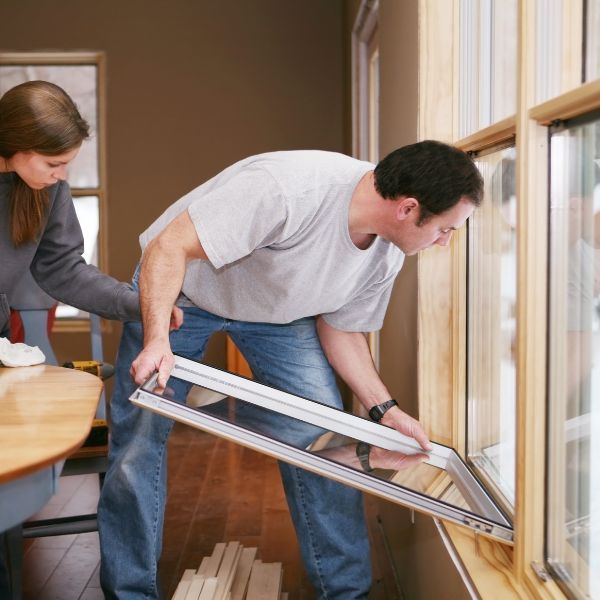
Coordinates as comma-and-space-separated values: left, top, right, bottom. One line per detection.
352, 1, 471, 597
0, 0, 347, 366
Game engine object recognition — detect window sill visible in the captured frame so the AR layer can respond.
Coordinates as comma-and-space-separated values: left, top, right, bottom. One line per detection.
436, 520, 566, 600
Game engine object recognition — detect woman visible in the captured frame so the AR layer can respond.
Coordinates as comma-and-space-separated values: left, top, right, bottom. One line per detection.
0, 80, 145, 338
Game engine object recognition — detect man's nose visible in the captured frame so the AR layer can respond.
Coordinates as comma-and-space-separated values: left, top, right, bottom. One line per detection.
435, 231, 453, 247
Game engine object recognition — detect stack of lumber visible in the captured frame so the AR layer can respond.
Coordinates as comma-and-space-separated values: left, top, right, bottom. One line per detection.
171, 541, 288, 600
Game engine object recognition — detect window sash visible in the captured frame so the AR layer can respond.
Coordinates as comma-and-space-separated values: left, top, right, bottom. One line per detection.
467, 145, 517, 513
546, 112, 600, 600
131, 354, 514, 543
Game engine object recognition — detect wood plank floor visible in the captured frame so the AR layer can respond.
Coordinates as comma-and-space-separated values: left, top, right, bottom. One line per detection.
23, 423, 402, 599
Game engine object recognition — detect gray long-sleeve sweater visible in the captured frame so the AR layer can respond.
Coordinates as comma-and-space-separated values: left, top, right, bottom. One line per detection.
0, 172, 140, 337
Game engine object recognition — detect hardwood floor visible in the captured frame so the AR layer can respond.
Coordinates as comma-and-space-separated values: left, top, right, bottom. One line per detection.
23, 423, 401, 599
22, 475, 103, 600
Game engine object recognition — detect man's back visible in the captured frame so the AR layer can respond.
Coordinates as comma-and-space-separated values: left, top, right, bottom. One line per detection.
139, 150, 404, 330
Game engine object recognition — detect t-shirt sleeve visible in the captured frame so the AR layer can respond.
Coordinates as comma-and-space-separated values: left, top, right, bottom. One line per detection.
187, 168, 288, 269
321, 276, 396, 332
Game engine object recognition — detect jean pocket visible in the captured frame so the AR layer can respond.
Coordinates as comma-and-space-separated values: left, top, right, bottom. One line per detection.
0, 293, 10, 338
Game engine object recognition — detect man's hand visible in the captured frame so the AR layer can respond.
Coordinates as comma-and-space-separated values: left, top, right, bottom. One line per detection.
381, 406, 432, 452
130, 339, 174, 392
315, 318, 432, 453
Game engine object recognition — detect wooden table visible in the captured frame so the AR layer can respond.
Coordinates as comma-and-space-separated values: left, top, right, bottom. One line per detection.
0, 365, 102, 532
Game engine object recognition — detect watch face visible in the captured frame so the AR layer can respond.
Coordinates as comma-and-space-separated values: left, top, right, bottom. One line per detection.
370, 400, 395, 421
369, 405, 384, 421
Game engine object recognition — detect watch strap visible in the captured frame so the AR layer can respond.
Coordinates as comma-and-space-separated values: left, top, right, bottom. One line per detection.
368, 398, 398, 422
355, 441, 373, 472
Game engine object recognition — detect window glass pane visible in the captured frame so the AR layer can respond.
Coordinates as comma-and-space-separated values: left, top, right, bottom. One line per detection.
547, 116, 600, 598
586, 0, 600, 80
459, 0, 481, 137
459, 0, 517, 137
55, 196, 100, 320
491, 0, 517, 123
0, 64, 98, 188
467, 146, 517, 510
535, 0, 563, 103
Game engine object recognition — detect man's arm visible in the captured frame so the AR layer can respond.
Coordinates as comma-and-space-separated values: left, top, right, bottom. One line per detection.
316, 316, 431, 451
131, 211, 207, 388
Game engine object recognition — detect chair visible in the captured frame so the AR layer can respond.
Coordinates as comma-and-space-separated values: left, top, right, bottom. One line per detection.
1, 300, 112, 598
10, 307, 111, 537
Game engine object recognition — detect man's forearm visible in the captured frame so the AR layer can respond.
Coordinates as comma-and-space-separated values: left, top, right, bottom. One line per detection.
131, 210, 206, 388
316, 317, 431, 450
316, 317, 391, 409
140, 237, 186, 345
139, 210, 207, 345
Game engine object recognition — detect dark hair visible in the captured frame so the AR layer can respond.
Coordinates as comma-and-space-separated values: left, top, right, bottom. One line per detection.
374, 140, 483, 224
0, 80, 90, 244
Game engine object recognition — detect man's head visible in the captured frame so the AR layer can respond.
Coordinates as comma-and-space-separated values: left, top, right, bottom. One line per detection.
373, 140, 483, 254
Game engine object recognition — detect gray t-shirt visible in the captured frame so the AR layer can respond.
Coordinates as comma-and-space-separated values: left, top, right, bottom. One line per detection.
140, 150, 405, 332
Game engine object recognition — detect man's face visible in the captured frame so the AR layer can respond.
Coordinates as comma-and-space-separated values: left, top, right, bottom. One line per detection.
391, 196, 475, 256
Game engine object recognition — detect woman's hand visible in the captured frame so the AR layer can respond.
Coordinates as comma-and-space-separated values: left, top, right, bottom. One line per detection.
169, 306, 184, 331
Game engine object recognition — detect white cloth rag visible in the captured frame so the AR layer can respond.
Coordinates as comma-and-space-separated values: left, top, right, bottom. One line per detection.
0, 337, 46, 367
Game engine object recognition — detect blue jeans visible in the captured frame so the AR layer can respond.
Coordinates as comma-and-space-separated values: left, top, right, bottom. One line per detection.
98, 305, 371, 599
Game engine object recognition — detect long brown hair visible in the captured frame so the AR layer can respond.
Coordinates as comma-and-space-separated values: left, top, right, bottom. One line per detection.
0, 80, 90, 244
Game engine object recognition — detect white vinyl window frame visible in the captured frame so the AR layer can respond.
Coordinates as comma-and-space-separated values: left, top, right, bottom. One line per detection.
131, 354, 514, 543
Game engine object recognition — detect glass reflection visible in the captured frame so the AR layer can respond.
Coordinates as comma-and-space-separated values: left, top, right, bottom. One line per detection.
468, 146, 517, 509
548, 116, 600, 599
314, 437, 469, 511
586, 0, 600, 81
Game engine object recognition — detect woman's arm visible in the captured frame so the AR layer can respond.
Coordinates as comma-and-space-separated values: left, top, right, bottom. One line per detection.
30, 182, 140, 321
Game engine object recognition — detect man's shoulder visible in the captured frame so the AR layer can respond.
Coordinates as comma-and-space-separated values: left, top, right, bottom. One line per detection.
255, 149, 369, 166
253, 150, 373, 190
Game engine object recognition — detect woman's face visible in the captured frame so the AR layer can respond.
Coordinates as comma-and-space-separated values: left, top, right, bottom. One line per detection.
9, 146, 81, 189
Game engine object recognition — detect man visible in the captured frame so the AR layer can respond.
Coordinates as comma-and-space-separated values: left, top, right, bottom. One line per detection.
98, 140, 483, 599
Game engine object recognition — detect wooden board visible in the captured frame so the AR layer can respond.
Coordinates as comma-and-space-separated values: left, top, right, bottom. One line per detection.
230, 547, 258, 600
246, 561, 282, 600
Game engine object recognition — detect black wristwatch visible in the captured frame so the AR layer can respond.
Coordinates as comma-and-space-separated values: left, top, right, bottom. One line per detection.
368, 398, 398, 422
355, 441, 373, 472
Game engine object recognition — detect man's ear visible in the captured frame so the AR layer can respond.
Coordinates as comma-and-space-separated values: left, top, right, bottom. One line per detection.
395, 197, 419, 221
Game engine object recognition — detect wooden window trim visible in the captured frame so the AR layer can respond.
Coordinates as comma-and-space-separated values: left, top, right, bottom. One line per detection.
352, 0, 380, 379
352, 0, 379, 160
417, 0, 592, 597
455, 116, 516, 154
529, 78, 600, 124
